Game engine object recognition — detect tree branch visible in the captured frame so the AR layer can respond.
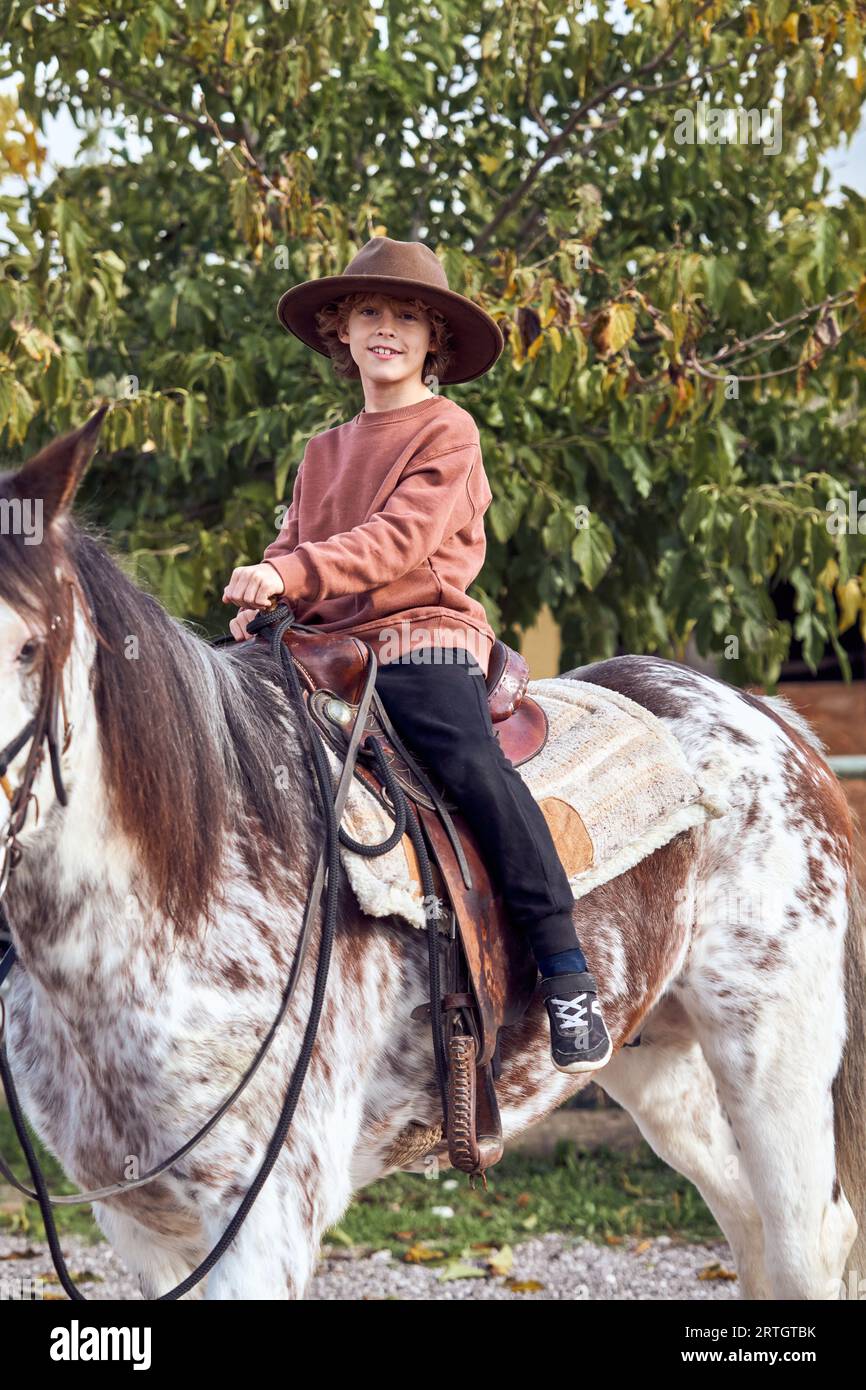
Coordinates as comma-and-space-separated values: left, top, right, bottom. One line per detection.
471, 0, 717, 254
97, 73, 210, 133
701, 292, 854, 364
513, 51, 772, 255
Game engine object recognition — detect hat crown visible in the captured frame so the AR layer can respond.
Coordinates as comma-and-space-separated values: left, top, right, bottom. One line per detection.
342, 237, 450, 294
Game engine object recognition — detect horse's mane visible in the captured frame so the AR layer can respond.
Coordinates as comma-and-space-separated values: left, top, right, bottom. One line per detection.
1, 513, 318, 939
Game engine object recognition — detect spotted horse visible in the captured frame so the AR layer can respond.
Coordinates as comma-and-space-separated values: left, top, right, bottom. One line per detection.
0, 408, 863, 1300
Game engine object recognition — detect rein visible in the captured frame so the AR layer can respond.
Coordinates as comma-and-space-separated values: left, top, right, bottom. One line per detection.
0, 602, 439, 1299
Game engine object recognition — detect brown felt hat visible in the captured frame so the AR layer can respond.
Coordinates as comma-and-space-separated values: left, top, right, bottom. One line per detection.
276, 236, 505, 385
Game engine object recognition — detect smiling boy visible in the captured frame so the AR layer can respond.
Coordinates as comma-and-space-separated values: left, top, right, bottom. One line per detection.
222, 236, 612, 1073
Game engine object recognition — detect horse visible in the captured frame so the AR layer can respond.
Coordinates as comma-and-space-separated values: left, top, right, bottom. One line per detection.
0, 408, 863, 1300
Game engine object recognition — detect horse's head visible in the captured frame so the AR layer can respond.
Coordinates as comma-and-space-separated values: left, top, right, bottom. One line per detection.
0, 405, 108, 846
0, 405, 313, 938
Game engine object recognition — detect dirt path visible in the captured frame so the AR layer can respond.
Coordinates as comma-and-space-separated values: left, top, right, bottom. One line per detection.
0, 1229, 739, 1300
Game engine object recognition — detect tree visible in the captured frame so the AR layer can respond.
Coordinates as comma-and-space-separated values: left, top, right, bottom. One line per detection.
1, 0, 865, 684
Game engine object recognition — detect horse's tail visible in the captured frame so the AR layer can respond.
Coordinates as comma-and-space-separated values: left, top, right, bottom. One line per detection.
834, 866, 866, 1279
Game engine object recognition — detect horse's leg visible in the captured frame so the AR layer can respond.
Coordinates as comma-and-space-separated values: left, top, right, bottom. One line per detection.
98, 1173, 323, 1300
680, 884, 858, 1300
597, 993, 771, 1299
92, 1202, 208, 1301
199, 1159, 333, 1301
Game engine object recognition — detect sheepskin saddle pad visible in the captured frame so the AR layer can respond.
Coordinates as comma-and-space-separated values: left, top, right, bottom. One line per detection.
316, 674, 736, 932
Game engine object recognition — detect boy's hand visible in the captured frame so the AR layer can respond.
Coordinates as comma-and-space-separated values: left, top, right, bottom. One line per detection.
229, 607, 260, 642
222, 562, 285, 613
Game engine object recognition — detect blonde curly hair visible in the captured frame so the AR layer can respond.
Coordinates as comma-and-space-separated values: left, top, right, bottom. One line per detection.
314, 291, 453, 383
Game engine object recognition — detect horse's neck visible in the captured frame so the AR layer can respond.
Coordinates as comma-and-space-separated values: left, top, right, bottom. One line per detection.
5, 719, 143, 992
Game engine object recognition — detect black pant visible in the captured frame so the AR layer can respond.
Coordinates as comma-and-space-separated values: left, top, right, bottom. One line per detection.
373, 648, 581, 959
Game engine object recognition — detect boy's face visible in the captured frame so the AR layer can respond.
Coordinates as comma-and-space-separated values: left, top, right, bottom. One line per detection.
338, 294, 436, 388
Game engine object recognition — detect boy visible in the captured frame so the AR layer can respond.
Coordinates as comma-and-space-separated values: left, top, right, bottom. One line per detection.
222, 236, 612, 1073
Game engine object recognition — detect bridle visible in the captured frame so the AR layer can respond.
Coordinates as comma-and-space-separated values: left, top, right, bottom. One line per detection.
0, 601, 442, 1300
0, 617, 72, 906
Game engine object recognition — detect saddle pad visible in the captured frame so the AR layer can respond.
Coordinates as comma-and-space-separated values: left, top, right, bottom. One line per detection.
323, 674, 738, 932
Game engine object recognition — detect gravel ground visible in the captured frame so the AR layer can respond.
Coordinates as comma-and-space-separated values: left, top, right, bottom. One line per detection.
0, 1230, 740, 1301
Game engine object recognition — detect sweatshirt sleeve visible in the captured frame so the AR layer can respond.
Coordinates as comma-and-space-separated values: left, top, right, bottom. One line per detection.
262, 459, 304, 582
263, 441, 483, 603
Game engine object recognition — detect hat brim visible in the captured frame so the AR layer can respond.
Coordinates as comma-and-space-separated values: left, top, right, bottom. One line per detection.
276, 274, 504, 385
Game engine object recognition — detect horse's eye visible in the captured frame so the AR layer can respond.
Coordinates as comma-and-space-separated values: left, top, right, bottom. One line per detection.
17, 642, 37, 665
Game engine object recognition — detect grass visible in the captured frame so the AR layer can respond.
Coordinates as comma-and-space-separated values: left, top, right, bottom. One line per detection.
326, 1142, 723, 1261
0, 1104, 104, 1244
1, 1104, 722, 1259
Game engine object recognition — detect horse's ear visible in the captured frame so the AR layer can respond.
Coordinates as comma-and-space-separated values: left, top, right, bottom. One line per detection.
13, 403, 111, 527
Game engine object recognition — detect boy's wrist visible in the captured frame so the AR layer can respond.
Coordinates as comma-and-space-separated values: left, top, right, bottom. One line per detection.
262, 560, 286, 595
262, 549, 319, 603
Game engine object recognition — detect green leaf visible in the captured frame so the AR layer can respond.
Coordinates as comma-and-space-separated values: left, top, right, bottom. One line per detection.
571, 515, 615, 589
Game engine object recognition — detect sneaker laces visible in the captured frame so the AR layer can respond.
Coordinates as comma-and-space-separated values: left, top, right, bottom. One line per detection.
550, 992, 590, 1033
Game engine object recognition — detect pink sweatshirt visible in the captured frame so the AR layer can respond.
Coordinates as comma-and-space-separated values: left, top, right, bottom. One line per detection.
262, 393, 496, 678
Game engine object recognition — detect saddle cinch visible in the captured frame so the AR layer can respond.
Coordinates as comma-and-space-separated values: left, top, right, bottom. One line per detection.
238, 627, 550, 1182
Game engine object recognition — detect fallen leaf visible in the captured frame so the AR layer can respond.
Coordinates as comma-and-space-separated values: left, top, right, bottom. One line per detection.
697, 1262, 738, 1281
437, 1260, 486, 1281
404, 1243, 445, 1264
486, 1245, 514, 1277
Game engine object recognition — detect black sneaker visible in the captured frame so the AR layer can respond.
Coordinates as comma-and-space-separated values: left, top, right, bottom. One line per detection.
539, 971, 613, 1073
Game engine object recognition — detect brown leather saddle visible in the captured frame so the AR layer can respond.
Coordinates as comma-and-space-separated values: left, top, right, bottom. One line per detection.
236, 627, 550, 1181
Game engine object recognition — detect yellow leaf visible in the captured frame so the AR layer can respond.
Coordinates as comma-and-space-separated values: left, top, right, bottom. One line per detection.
594, 302, 636, 357
817, 556, 839, 591
698, 1262, 738, 1281
548, 325, 562, 353
836, 577, 862, 635
670, 305, 688, 354
486, 1245, 514, 1277
478, 154, 502, 175
602, 363, 619, 394
509, 323, 525, 368
10, 319, 61, 364
783, 13, 800, 43
404, 1243, 445, 1263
